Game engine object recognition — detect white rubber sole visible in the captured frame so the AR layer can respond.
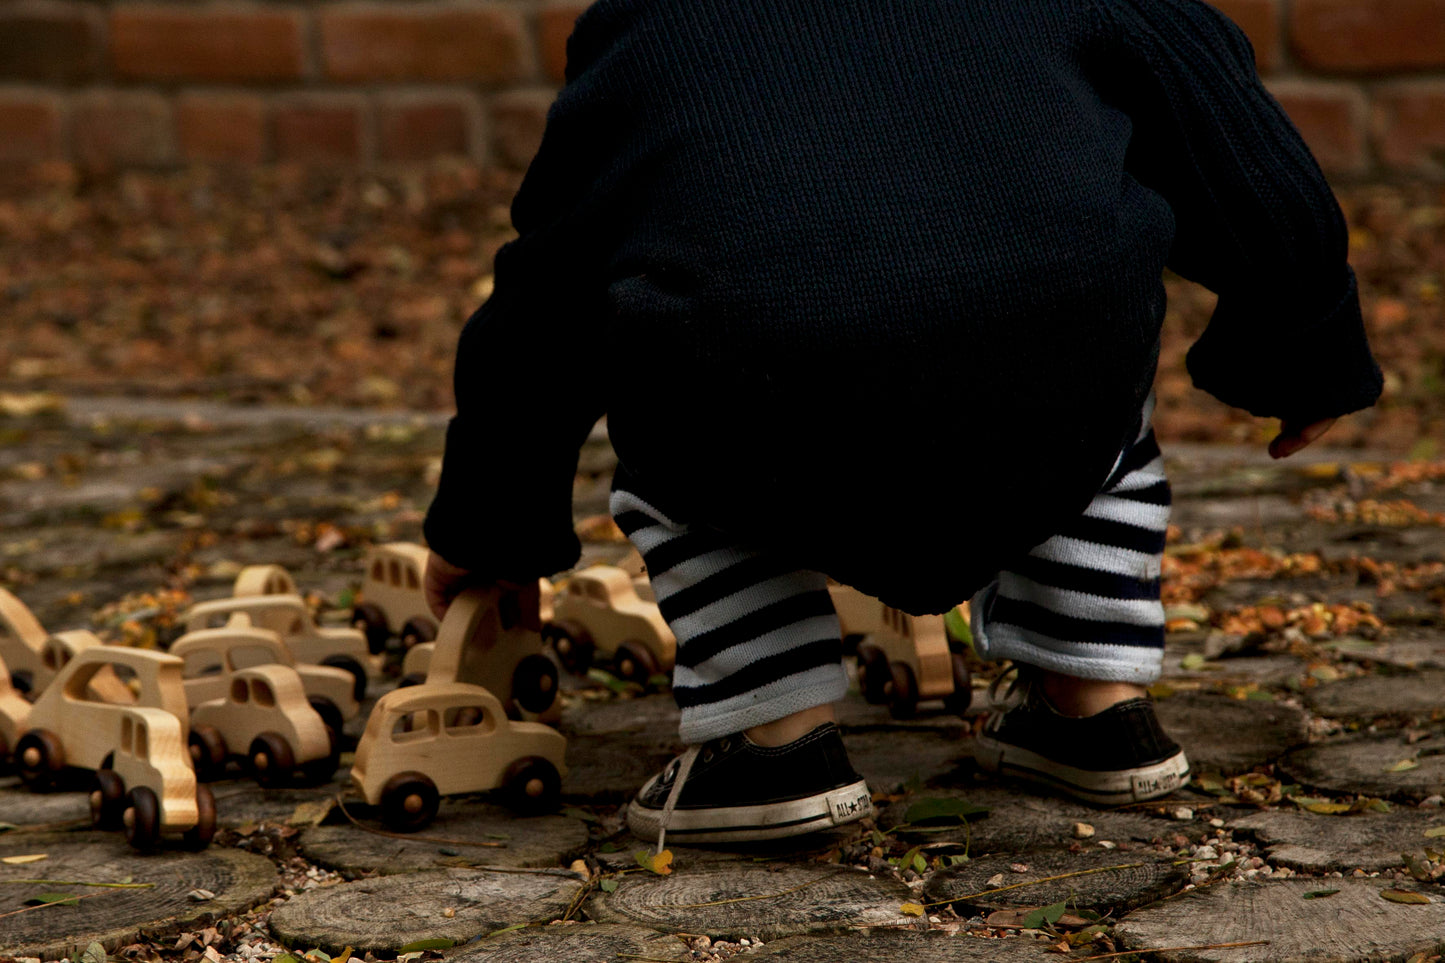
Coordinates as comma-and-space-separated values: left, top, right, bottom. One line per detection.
974, 734, 1190, 806
627, 779, 874, 844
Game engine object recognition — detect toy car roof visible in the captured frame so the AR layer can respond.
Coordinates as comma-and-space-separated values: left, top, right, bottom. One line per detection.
373, 681, 506, 715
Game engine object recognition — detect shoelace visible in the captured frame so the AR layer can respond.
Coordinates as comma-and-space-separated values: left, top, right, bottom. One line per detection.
987, 662, 1030, 710
655, 743, 701, 855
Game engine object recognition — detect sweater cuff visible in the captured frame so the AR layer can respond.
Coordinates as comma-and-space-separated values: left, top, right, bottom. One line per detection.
1185, 268, 1384, 423
422, 415, 582, 580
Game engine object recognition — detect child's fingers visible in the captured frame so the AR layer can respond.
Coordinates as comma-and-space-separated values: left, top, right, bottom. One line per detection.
1268, 417, 1337, 459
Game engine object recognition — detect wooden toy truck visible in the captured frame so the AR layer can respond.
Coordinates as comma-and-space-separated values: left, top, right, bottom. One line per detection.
0, 587, 48, 696
170, 619, 361, 737
189, 665, 337, 785
183, 594, 373, 701
351, 543, 438, 654
14, 646, 214, 850
545, 566, 675, 683
835, 585, 971, 719
0, 655, 31, 770
351, 681, 567, 831
232, 564, 298, 598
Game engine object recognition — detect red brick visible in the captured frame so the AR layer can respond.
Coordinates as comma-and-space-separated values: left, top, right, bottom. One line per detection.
538, 4, 588, 84
274, 97, 367, 164
0, 94, 64, 162
1373, 82, 1445, 176
1206, 0, 1280, 73
378, 94, 478, 162
320, 4, 529, 83
111, 5, 307, 82
1291, 0, 1445, 72
489, 89, 553, 169
72, 91, 173, 169
1266, 80, 1368, 176
0, 2, 102, 83
177, 93, 267, 163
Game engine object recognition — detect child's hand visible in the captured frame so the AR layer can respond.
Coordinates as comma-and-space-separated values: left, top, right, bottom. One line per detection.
424, 552, 483, 620
1268, 417, 1337, 459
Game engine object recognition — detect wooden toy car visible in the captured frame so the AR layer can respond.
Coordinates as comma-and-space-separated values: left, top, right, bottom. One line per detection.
0, 587, 48, 696
351, 681, 567, 831
545, 566, 675, 683
0, 655, 31, 770
189, 665, 338, 785
232, 564, 298, 598
14, 645, 214, 850
33, 630, 136, 703
183, 594, 372, 701
170, 619, 361, 738
399, 585, 560, 719
849, 597, 971, 720
350, 543, 437, 655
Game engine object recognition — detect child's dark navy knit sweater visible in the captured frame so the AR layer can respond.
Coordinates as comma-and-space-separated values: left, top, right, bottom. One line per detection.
424, 0, 1383, 614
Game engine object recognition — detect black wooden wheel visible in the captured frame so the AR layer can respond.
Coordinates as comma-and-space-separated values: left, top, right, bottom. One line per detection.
379, 771, 440, 832
399, 617, 437, 652
247, 731, 297, 788
123, 786, 162, 851
15, 728, 66, 791
613, 642, 658, 685
856, 644, 890, 704
943, 652, 973, 717
887, 661, 920, 720
321, 655, 368, 702
352, 602, 390, 655
183, 784, 217, 850
90, 769, 127, 829
502, 757, 561, 813
397, 673, 426, 688
188, 724, 229, 782
544, 620, 594, 674
511, 654, 560, 714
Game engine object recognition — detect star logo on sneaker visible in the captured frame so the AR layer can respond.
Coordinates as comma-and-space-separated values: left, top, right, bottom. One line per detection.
826, 787, 874, 824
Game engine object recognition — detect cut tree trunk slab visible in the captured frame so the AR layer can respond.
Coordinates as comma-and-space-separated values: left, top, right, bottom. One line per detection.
749, 930, 1048, 961
1115, 879, 1445, 962
1279, 731, 1445, 802
0, 831, 278, 961
1152, 692, 1308, 775
561, 732, 680, 802
880, 786, 1195, 853
840, 729, 971, 792
1305, 670, 1445, 722
0, 781, 90, 827
300, 802, 588, 875
1230, 807, 1445, 873
558, 693, 680, 736
922, 848, 1189, 916
209, 785, 348, 828
447, 923, 688, 962
584, 862, 917, 940
1336, 628, 1445, 670
267, 867, 584, 955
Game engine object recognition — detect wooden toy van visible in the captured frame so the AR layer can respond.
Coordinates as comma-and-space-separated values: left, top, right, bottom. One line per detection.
0, 587, 48, 696
189, 665, 337, 785
854, 603, 971, 719
351, 542, 437, 654
351, 681, 567, 831
546, 566, 675, 683
15, 646, 214, 850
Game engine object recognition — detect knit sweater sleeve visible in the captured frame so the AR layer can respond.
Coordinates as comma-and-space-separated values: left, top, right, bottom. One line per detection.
1091, 0, 1382, 423
422, 18, 623, 579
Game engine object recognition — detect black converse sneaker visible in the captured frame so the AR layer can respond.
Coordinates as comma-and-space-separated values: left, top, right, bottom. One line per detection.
974, 669, 1190, 805
627, 723, 873, 846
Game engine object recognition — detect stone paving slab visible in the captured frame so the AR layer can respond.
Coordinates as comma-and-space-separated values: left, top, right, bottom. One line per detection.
1153, 692, 1309, 775
299, 803, 589, 875
584, 863, 917, 940
447, 923, 688, 962
749, 930, 1047, 961
0, 780, 91, 828
1304, 670, 1445, 722
1280, 731, 1445, 802
267, 867, 584, 955
922, 848, 1189, 915
882, 785, 1195, 853
1230, 807, 1445, 873
1115, 879, 1445, 962
0, 832, 278, 960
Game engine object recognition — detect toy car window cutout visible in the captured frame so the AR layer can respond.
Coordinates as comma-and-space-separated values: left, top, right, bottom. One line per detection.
230, 644, 274, 671
230, 677, 250, 704
41, 643, 66, 671
406, 567, 420, 590
288, 617, 303, 634
120, 715, 147, 758
205, 613, 229, 629
568, 583, 584, 597
389, 560, 402, 587
249, 678, 276, 708
371, 560, 385, 581
183, 650, 225, 677
587, 584, 607, 602
390, 709, 437, 743
442, 704, 494, 733
69, 662, 138, 705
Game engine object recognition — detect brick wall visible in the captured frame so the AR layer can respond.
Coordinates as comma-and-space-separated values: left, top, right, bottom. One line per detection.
0, 0, 1442, 177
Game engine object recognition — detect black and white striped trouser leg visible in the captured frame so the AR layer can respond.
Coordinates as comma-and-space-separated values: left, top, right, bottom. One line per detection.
609, 474, 850, 744
970, 394, 1170, 683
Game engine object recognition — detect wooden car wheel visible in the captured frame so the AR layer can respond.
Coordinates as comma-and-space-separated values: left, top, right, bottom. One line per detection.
247, 732, 297, 788
502, 757, 561, 814
855, 644, 890, 704
321, 655, 368, 703
511, 654, 560, 714
123, 786, 161, 851
15, 728, 66, 791
379, 771, 440, 832
308, 696, 346, 744
400, 617, 437, 652
188, 724, 229, 782
352, 602, 390, 655
943, 652, 973, 717
886, 661, 920, 720
544, 620, 594, 674
613, 642, 658, 685
0, 730, 10, 775
90, 769, 127, 830
183, 784, 217, 850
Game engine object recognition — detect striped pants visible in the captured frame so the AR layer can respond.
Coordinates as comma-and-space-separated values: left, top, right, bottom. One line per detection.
610, 398, 1170, 743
